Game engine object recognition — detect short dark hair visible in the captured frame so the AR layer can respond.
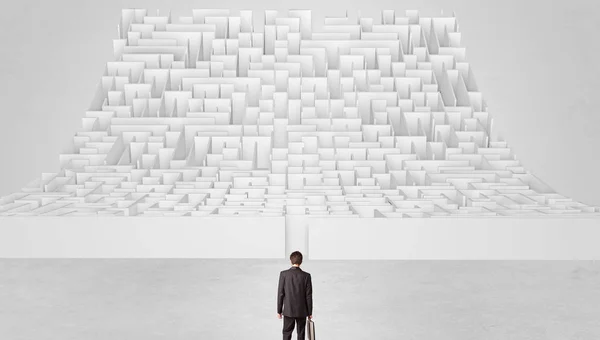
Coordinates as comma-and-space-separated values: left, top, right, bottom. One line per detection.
290, 251, 303, 265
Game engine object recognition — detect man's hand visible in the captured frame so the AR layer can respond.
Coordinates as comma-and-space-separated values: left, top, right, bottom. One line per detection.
277, 313, 282, 319
308, 315, 313, 320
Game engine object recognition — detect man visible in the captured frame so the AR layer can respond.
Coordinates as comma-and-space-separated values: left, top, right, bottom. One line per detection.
277, 251, 313, 340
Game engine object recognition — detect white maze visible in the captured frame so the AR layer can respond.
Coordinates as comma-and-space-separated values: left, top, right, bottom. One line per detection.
1, 9, 599, 219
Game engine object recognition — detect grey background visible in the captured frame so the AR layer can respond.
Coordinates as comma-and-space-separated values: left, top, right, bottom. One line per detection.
0, 0, 599, 206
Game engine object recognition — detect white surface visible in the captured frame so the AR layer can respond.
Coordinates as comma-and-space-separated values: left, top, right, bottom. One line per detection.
308, 217, 600, 260
285, 215, 310, 256
0, 216, 285, 258
1, 216, 599, 259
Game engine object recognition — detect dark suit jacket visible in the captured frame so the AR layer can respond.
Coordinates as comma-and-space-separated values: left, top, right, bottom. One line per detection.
277, 266, 313, 317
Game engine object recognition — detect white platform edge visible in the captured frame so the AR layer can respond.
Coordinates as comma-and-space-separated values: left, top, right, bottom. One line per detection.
0, 216, 286, 258
307, 216, 600, 260
1, 216, 599, 259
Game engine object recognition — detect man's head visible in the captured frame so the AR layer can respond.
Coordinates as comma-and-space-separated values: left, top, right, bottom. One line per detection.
290, 251, 303, 266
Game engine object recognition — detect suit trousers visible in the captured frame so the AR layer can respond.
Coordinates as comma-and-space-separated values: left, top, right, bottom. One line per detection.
283, 315, 307, 340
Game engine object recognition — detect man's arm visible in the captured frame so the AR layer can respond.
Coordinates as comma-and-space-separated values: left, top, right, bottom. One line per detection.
306, 273, 313, 317
277, 272, 285, 314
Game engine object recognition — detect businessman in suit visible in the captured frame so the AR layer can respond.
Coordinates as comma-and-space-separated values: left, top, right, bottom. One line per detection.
277, 251, 313, 340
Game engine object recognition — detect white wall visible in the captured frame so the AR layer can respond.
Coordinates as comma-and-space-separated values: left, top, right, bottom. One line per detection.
1, 216, 599, 259
308, 217, 600, 260
0, 216, 286, 258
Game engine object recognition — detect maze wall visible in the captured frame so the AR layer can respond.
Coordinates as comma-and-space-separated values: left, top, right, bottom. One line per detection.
1, 8, 598, 219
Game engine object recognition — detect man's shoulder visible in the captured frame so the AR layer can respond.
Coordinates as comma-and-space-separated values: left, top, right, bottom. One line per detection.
280, 268, 311, 276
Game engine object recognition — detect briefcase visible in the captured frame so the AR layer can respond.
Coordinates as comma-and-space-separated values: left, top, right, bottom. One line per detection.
306, 318, 316, 340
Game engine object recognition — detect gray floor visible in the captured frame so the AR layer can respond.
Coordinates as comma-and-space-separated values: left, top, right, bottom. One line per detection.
1, 260, 599, 339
